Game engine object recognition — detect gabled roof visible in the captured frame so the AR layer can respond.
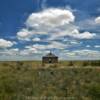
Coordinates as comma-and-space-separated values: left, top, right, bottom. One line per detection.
43, 52, 58, 57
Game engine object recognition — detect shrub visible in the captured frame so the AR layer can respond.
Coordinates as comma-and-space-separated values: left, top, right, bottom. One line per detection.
88, 84, 100, 100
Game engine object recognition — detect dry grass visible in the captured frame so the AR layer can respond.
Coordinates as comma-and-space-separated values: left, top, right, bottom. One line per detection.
0, 60, 100, 100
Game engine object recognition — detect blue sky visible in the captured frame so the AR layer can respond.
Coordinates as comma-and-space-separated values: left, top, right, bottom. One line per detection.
0, 0, 100, 60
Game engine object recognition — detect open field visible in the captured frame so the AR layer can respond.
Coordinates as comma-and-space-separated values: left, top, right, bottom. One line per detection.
0, 60, 100, 100
0, 60, 100, 69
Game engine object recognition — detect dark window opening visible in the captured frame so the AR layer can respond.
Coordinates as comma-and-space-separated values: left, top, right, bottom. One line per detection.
49, 59, 52, 63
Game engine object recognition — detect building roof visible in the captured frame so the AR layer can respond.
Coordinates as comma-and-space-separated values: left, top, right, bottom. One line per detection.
43, 52, 58, 58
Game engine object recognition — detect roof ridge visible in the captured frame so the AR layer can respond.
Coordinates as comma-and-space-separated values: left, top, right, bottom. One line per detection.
44, 52, 57, 57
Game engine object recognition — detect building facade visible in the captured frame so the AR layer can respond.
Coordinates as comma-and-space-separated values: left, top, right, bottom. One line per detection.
42, 52, 58, 66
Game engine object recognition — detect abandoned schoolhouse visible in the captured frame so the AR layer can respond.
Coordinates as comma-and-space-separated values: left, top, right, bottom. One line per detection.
42, 52, 58, 66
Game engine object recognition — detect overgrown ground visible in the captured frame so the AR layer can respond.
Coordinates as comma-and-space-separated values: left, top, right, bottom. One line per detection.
0, 61, 100, 100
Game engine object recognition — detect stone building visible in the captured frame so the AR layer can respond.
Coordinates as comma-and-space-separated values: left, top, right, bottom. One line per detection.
42, 52, 58, 66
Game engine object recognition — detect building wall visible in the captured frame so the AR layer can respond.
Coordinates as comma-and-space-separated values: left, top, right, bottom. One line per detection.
42, 57, 58, 64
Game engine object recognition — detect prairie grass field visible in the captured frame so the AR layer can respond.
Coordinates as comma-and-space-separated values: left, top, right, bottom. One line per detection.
0, 60, 100, 100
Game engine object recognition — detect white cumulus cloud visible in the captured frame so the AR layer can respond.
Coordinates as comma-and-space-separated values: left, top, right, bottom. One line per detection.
0, 39, 14, 48
26, 8, 75, 28
17, 29, 32, 41
16, 8, 76, 41
95, 16, 100, 24
32, 37, 41, 41
71, 30, 96, 39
